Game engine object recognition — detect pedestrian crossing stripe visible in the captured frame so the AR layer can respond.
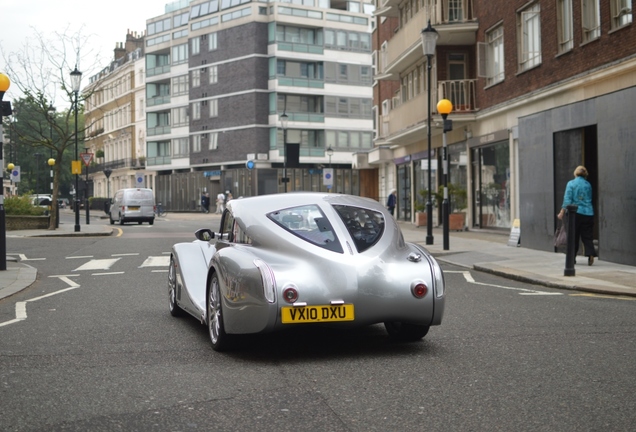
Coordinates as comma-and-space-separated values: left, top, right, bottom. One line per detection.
139, 256, 170, 268
74, 258, 121, 272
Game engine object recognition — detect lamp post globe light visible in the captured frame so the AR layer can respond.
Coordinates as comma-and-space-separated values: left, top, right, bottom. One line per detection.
280, 112, 288, 193
421, 20, 438, 245
327, 146, 333, 168
437, 98, 453, 251
0, 73, 10, 271
70, 67, 82, 232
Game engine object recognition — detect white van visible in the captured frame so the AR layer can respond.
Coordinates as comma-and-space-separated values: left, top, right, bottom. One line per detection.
109, 188, 155, 225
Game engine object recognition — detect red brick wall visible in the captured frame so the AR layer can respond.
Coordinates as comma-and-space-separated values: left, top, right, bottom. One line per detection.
474, 0, 636, 109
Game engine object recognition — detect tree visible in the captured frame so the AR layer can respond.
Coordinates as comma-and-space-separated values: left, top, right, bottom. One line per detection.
1, 27, 104, 229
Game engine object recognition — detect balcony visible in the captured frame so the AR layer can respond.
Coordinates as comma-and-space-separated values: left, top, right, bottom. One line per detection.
377, 78, 477, 144
278, 77, 325, 89
377, 0, 477, 80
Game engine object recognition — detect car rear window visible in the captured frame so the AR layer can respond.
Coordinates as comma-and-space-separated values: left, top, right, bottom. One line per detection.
125, 190, 154, 204
332, 205, 385, 253
267, 205, 343, 253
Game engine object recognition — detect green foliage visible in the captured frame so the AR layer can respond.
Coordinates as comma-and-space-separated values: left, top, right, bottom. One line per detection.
4, 195, 48, 216
415, 184, 467, 213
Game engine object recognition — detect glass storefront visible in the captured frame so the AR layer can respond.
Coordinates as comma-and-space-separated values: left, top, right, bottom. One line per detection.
471, 141, 511, 229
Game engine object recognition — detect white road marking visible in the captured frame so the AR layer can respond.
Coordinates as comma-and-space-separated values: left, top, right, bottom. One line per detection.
112, 253, 139, 257
139, 256, 170, 268
0, 276, 80, 328
91, 272, 125, 276
18, 254, 46, 261
66, 256, 94, 259
73, 258, 120, 272
151, 269, 169, 273
445, 270, 563, 296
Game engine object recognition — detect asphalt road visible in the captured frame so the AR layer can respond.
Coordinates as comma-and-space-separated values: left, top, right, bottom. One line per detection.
1, 216, 635, 431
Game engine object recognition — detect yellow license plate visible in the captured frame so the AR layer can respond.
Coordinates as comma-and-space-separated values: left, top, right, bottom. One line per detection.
128, 206, 140, 211
281, 304, 354, 324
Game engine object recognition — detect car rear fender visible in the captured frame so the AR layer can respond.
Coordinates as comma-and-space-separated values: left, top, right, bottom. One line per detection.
211, 246, 279, 335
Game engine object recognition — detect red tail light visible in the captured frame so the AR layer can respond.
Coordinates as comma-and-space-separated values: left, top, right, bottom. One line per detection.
411, 283, 428, 299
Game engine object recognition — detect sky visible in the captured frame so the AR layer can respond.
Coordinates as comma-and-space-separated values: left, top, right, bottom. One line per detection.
1, 0, 168, 101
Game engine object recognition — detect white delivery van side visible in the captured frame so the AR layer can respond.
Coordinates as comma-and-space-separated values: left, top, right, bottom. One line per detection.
109, 188, 155, 225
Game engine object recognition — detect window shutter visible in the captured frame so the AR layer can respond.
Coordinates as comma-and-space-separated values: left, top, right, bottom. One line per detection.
477, 42, 488, 78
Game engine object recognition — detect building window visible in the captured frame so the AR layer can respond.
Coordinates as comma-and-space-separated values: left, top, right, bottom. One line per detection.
209, 32, 218, 51
191, 37, 200, 55
209, 65, 218, 84
557, 0, 574, 53
486, 25, 505, 85
172, 74, 189, 96
582, 0, 601, 42
192, 102, 201, 120
172, 138, 189, 157
517, 2, 542, 72
209, 132, 218, 150
192, 69, 201, 87
610, 0, 633, 29
209, 99, 218, 118
172, 43, 189, 64
193, 134, 202, 152
171, 107, 189, 127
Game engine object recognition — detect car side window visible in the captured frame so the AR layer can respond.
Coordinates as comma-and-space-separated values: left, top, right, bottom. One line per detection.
220, 210, 235, 242
267, 205, 343, 253
333, 205, 385, 253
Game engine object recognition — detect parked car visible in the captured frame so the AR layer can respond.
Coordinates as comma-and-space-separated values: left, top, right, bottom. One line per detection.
109, 188, 155, 225
168, 192, 446, 351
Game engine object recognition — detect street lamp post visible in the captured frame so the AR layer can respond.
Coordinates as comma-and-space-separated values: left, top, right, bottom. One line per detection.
84, 146, 90, 224
421, 20, 438, 245
437, 99, 453, 251
70, 67, 82, 232
327, 146, 333, 168
280, 112, 289, 193
0, 72, 13, 271
34, 153, 41, 206
48, 158, 58, 228
47, 104, 55, 194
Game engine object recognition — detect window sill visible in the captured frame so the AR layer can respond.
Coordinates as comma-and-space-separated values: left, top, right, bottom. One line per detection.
515, 62, 542, 77
608, 22, 633, 35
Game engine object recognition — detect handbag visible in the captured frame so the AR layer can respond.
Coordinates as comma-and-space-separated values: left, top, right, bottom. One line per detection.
554, 220, 567, 248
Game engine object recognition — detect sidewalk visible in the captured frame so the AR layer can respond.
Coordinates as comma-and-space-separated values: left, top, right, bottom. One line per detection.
1, 214, 635, 301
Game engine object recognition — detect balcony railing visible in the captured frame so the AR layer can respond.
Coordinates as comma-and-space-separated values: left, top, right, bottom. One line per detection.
91, 158, 142, 172
147, 156, 172, 166
437, 79, 478, 112
147, 95, 171, 107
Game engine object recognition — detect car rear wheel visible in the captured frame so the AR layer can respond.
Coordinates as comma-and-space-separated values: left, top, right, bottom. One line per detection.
149, 219, 154, 225
207, 272, 230, 351
384, 322, 430, 342
119, 214, 124, 225
109, 216, 114, 225
168, 256, 184, 317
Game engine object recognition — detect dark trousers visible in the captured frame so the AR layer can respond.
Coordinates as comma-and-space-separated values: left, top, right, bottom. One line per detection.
574, 214, 596, 257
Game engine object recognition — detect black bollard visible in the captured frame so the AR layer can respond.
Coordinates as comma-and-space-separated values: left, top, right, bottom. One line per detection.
564, 204, 578, 276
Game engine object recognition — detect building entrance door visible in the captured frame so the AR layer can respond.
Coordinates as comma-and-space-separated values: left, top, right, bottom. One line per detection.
553, 125, 599, 254
397, 163, 411, 221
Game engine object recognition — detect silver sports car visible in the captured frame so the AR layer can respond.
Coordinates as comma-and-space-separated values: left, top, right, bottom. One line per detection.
168, 192, 445, 351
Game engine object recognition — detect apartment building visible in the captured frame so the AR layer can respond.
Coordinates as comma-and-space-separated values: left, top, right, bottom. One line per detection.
144, 0, 376, 210
373, 0, 635, 265
84, 31, 150, 200
372, 0, 477, 224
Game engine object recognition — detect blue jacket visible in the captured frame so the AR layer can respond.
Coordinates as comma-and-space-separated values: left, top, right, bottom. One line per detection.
562, 176, 594, 216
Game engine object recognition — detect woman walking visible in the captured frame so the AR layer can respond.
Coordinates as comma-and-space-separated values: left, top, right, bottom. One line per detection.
557, 165, 597, 265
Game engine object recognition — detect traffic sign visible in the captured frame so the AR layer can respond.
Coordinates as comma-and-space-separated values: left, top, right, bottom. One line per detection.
80, 152, 94, 166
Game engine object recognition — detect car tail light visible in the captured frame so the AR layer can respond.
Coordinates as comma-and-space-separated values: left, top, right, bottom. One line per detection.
282, 286, 299, 303
153, 205, 157, 213
254, 259, 276, 303
411, 281, 428, 299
